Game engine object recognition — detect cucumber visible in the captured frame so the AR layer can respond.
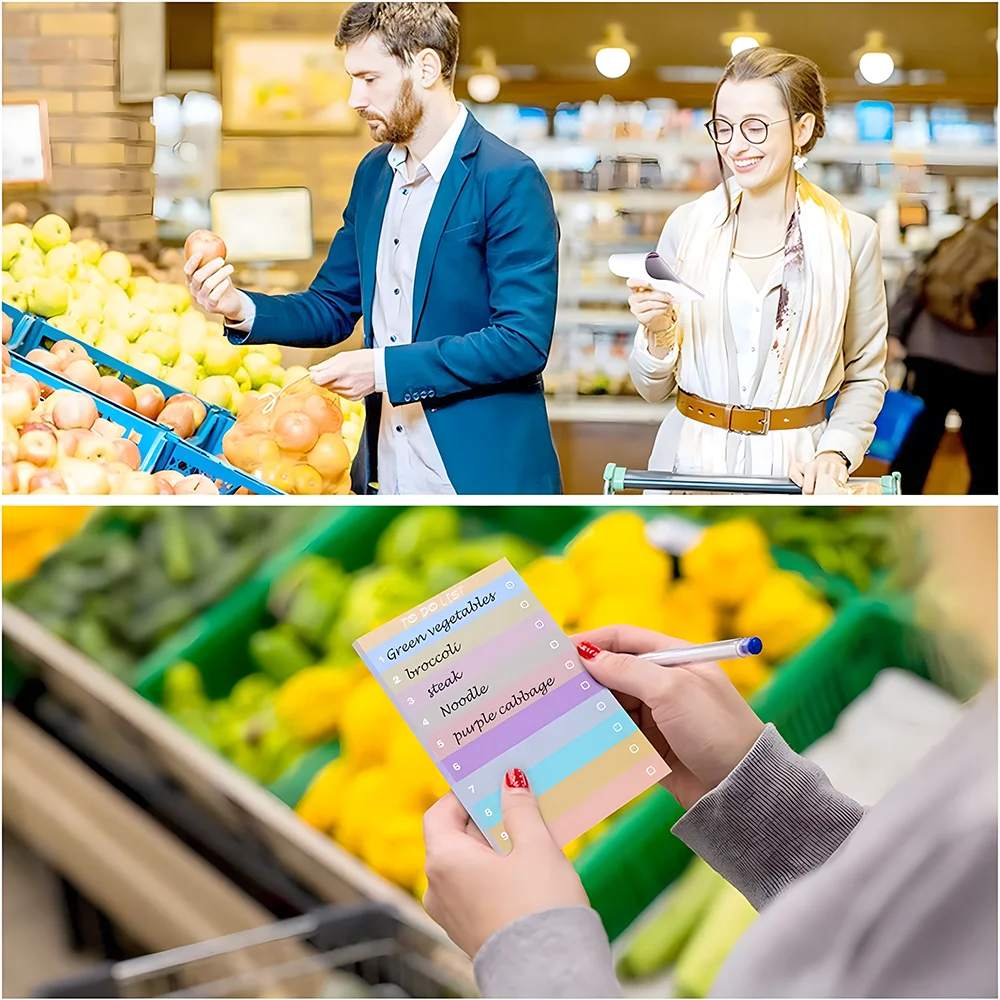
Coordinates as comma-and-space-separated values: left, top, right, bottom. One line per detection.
617, 859, 726, 980
673, 880, 757, 998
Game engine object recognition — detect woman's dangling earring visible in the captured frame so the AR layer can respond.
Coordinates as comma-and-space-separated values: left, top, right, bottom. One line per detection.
793, 145, 808, 172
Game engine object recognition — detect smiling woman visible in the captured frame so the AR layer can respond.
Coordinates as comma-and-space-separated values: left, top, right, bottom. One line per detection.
625, 47, 889, 495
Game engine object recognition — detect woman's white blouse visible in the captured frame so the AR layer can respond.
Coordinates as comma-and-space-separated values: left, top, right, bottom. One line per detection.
728, 258, 784, 406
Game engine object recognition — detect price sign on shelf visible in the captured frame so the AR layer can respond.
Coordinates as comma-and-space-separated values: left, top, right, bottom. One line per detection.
2, 100, 52, 185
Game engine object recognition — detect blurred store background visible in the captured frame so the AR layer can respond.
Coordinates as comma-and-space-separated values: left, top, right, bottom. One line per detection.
3, 2, 996, 492
2, 504, 997, 997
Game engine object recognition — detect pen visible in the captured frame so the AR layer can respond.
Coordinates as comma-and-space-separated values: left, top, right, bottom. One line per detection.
638, 636, 763, 667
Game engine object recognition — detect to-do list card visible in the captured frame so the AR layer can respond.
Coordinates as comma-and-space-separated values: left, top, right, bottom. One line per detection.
353, 558, 670, 852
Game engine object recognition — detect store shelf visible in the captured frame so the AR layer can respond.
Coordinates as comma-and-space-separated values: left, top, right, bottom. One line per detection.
546, 396, 674, 425
525, 138, 998, 168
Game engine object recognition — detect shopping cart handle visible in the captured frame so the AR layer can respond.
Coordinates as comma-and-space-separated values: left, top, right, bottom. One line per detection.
603, 464, 802, 494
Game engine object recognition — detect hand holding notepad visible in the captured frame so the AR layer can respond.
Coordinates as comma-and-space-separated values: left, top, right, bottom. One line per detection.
353, 559, 670, 852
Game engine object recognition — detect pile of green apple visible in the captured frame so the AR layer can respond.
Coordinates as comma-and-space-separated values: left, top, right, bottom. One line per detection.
2, 214, 305, 416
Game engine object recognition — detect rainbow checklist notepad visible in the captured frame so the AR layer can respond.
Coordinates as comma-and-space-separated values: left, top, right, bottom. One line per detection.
353, 558, 670, 852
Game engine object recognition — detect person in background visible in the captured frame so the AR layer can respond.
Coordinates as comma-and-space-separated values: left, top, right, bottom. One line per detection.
423, 627, 997, 998
185, 2, 562, 496
626, 48, 888, 494
889, 203, 998, 495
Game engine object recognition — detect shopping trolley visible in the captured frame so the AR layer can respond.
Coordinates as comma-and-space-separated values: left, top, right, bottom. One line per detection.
603, 463, 903, 495
33, 902, 469, 999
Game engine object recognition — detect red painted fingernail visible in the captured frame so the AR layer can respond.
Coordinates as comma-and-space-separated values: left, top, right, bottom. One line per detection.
505, 768, 529, 789
576, 641, 601, 660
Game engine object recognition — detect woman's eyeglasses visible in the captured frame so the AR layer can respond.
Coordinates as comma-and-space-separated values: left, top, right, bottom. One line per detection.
705, 117, 790, 145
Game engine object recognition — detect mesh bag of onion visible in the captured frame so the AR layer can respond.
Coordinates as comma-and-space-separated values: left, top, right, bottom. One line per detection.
221, 377, 352, 495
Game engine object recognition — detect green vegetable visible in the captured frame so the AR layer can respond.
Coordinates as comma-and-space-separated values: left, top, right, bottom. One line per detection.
617, 859, 726, 980
268, 555, 348, 650
249, 624, 316, 682
375, 507, 461, 567
673, 881, 757, 998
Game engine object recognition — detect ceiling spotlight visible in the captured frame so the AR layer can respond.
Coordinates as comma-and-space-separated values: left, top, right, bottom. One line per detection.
721, 12, 771, 58
466, 47, 505, 104
853, 31, 901, 85
591, 23, 637, 79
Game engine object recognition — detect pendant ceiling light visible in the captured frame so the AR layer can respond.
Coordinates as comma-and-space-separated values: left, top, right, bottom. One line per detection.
591, 23, 637, 79
720, 12, 771, 58
853, 31, 901, 85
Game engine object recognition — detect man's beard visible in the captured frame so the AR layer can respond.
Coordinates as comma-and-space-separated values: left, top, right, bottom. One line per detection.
359, 78, 424, 145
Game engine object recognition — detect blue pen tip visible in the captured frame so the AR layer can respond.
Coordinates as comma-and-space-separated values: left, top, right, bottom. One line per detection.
747, 636, 763, 656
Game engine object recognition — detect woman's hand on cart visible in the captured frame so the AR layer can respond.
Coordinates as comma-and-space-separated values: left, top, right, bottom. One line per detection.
789, 453, 849, 494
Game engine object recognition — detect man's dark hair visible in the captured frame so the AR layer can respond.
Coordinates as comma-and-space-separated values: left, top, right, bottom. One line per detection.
335, 2, 460, 83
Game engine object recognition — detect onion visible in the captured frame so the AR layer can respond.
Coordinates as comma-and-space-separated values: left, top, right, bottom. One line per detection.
274, 411, 319, 455
55, 457, 110, 494
92, 417, 124, 441
157, 401, 195, 439
134, 384, 165, 420
28, 469, 67, 493
173, 474, 219, 494
306, 433, 350, 479
152, 474, 176, 495
170, 393, 207, 430
18, 428, 58, 467
114, 471, 159, 495
291, 463, 324, 495
21, 421, 56, 434
75, 436, 117, 463
98, 375, 136, 410
31, 485, 69, 495
26, 348, 64, 373
53, 392, 99, 430
113, 437, 141, 471
51, 340, 90, 363
304, 393, 343, 435
2, 461, 18, 494
62, 359, 102, 393
2, 313, 12, 345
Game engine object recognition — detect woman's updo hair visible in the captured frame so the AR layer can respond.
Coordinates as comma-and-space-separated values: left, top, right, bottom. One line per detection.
711, 47, 827, 219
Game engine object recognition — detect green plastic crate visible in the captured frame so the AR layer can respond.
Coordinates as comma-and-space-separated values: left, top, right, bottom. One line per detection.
132, 506, 594, 705
575, 594, 944, 942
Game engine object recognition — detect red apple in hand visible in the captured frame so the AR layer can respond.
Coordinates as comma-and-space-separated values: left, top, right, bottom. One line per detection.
184, 229, 228, 267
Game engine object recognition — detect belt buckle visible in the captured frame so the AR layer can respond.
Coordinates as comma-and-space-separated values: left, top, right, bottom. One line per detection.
735, 404, 770, 435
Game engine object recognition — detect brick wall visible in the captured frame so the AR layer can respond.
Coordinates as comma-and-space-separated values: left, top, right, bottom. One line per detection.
215, 2, 372, 263
1, 2, 157, 252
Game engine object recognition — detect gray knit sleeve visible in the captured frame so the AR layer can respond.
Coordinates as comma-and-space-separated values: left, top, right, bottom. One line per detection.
672, 724, 866, 910
474, 906, 621, 998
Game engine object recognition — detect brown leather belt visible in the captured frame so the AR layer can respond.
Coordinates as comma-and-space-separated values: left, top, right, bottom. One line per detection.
677, 389, 827, 435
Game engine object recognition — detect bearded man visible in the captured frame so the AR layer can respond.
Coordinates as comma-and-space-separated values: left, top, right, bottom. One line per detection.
186, 2, 561, 495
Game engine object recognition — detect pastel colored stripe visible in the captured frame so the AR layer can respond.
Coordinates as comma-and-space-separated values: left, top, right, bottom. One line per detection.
357, 568, 526, 667
487, 752, 666, 852
380, 593, 542, 691
423, 653, 583, 755
441, 674, 607, 778
469, 710, 635, 824
452, 692, 627, 811
393, 612, 567, 714
355, 558, 512, 652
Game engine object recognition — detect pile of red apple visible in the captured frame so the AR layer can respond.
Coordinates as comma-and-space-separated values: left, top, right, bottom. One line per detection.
2, 349, 220, 495
24, 339, 210, 441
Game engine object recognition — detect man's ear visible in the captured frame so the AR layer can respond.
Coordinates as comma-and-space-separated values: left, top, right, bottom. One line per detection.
415, 47, 443, 89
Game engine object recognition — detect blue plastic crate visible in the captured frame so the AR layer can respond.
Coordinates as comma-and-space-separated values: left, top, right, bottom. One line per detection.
9, 355, 170, 471
14, 318, 234, 451
152, 436, 282, 495
868, 389, 925, 463
3, 302, 36, 351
